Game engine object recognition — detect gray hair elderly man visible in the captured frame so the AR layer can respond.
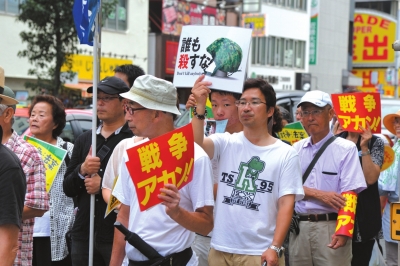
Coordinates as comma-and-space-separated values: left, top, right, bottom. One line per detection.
109, 75, 214, 266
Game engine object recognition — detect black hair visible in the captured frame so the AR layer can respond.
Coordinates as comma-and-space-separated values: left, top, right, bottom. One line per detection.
209, 89, 241, 101
114, 64, 145, 88
278, 106, 293, 124
29, 95, 66, 139
243, 79, 276, 123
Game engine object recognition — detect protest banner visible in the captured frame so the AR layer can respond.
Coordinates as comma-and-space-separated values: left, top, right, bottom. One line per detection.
24, 136, 67, 192
335, 191, 357, 238
331, 92, 381, 133
173, 25, 252, 94
125, 124, 194, 211
277, 121, 308, 145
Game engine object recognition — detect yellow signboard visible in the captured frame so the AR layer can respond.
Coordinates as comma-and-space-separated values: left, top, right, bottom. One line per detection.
353, 11, 396, 65
390, 202, 400, 240
241, 14, 265, 37
62, 55, 132, 81
352, 68, 399, 97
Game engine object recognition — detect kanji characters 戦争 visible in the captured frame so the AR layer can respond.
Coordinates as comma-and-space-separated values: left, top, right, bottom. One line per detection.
168, 132, 188, 160
138, 142, 163, 173
338, 95, 357, 113
363, 94, 376, 112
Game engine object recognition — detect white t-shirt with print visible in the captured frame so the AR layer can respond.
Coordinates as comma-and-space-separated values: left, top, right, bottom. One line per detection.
209, 132, 304, 255
112, 142, 214, 265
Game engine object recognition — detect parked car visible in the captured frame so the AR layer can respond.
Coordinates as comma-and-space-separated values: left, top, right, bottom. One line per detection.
13, 108, 93, 143
174, 90, 306, 128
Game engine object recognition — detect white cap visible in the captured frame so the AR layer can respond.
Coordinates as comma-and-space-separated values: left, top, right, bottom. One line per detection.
297, 90, 332, 108
120, 75, 181, 116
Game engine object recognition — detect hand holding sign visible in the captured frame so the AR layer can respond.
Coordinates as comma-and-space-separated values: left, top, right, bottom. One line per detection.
158, 183, 181, 219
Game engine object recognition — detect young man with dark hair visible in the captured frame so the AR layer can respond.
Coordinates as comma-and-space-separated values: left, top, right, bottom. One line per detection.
192, 75, 304, 266
114, 64, 145, 88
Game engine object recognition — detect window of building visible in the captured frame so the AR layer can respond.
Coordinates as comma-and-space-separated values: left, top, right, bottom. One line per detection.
265, 0, 307, 11
0, 0, 25, 14
104, 0, 127, 31
251, 35, 305, 69
355, 1, 392, 16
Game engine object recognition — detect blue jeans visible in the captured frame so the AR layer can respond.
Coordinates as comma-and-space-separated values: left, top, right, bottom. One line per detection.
71, 238, 112, 266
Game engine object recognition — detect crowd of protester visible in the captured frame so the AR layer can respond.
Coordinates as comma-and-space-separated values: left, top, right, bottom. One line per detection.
0, 64, 398, 266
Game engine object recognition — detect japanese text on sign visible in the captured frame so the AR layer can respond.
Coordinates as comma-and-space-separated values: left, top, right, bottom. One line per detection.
335, 191, 358, 237
332, 92, 381, 133
125, 124, 195, 211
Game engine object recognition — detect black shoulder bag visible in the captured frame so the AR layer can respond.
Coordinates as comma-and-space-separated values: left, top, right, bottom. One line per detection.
290, 136, 337, 235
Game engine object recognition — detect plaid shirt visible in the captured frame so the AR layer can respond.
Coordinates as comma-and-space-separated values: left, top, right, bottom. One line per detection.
5, 131, 49, 266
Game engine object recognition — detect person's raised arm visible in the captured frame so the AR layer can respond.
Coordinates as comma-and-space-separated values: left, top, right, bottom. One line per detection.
191, 75, 214, 159
359, 123, 382, 185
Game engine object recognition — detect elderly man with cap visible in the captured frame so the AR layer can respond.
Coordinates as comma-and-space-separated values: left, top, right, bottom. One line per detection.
289, 90, 367, 266
0, 89, 27, 266
109, 75, 214, 266
63, 76, 133, 266
0, 86, 48, 266
378, 111, 400, 266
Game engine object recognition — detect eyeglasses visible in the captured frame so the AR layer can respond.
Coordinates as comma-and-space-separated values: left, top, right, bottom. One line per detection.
124, 105, 147, 115
300, 109, 325, 118
97, 96, 120, 102
235, 99, 267, 108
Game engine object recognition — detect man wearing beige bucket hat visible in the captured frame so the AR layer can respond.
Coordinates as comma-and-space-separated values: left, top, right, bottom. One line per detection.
378, 110, 400, 266
109, 75, 214, 266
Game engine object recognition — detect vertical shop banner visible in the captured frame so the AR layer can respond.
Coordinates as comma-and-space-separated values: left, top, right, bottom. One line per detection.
309, 0, 319, 65
173, 25, 252, 94
165, 41, 179, 75
353, 11, 396, 65
331, 92, 381, 133
24, 136, 67, 192
277, 122, 308, 145
125, 124, 194, 211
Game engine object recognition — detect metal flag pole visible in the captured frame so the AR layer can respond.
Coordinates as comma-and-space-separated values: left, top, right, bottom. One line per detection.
89, 1, 101, 265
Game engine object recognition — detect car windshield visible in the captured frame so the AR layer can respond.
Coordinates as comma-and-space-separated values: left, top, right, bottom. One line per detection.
13, 115, 29, 135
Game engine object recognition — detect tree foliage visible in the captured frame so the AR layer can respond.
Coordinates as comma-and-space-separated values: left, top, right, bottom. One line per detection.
18, 0, 117, 96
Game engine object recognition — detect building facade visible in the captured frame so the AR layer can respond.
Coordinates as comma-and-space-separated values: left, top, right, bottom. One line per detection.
0, 0, 148, 105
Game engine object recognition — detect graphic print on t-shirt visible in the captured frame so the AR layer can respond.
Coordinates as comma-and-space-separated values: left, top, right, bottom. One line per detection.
221, 156, 273, 211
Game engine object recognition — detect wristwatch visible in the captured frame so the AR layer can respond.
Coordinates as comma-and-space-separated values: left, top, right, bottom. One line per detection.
269, 245, 284, 258
358, 149, 370, 157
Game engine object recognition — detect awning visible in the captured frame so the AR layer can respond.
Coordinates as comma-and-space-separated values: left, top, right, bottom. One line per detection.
342, 70, 363, 87
64, 82, 92, 98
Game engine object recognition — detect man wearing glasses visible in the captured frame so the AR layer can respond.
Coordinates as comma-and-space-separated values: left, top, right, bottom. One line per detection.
108, 75, 214, 266
191, 75, 304, 266
63, 76, 134, 266
289, 90, 367, 266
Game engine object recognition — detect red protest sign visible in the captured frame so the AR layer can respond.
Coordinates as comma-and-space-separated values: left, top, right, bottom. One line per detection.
335, 191, 358, 238
331, 92, 381, 133
125, 124, 194, 211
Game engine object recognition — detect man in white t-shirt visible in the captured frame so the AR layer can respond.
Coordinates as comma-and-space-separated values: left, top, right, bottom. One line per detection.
191, 75, 304, 266
109, 75, 214, 266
